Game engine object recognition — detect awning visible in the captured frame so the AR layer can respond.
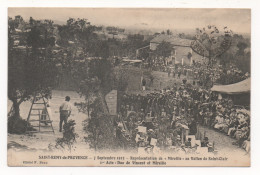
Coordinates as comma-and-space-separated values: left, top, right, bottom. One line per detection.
211, 78, 250, 94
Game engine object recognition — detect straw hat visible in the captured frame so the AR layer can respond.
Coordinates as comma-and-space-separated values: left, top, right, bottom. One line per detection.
148, 129, 154, 133
207, 143, 213, 147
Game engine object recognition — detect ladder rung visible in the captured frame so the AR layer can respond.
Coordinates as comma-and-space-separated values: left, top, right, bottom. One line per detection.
40, 125, 53, 128
31, 114, 47, 116
26, 95, 55, 134
27, 130, 54, 133
40, 131, 55, 133
31, 125, 52, 127
28, 119, 40, 122
26, 131, 39, 133
28, 115, 47, 117
29, 120, 52, 122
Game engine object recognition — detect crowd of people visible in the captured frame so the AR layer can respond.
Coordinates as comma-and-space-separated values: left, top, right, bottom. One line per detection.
110, 54, 250, 154
142, 56, 250, 88
190, 61, 250, 86
114, 78, 250, 154
114, 83, 208, 154
142, 56, 170, 72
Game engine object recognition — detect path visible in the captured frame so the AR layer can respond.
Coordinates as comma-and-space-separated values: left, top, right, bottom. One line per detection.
197, 125, 249, 156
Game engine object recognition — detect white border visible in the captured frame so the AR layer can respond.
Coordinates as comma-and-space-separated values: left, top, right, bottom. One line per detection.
1, 0, 260, 175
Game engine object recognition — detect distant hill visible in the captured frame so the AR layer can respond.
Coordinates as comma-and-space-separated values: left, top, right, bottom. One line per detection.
53, 20, 66, 25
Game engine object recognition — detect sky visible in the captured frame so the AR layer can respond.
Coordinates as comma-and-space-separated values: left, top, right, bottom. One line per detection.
8, 8, 251, 34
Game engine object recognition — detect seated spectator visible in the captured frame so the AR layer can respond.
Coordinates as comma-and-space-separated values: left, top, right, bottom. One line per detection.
214, 114, 225, 130
201, 137, 209, 147
185, 138, 192, 148
207, 143, 214, 152
227, 118, 239, 136
222, 115, 230, 134
242, 137, 250, 153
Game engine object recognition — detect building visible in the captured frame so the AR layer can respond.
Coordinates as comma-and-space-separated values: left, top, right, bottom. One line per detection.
149, 34, 204, 65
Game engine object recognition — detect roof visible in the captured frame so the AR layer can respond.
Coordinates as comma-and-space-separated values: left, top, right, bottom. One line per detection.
150, 34, 192, 47
211, 78, 250, 94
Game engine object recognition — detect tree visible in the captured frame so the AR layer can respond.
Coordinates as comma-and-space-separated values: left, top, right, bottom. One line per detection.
154, 41, 173, 58
236, 51, 250, 73
191, 25, 233, 65
235, 41, 250, 73
77, 77, 101, 117
83, 99, 116, 151
237, 41, 248, 55
8, 17, 58, 122
73, 58, 118, 151
166, 29, 172, 35
124, 34, 148, 57
56, 18, 129, 151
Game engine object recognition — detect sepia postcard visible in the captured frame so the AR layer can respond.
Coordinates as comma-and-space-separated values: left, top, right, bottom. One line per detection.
7, 8, 251, 167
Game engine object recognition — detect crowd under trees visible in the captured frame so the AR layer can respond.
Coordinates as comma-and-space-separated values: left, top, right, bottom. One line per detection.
8, 16, 250, 151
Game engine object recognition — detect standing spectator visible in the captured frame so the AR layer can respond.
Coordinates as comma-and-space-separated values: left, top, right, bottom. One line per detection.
149, 75, 154, 86
178, 70, 181, 79
189, 118, 197, 135
59, 96, 72, 132
172, 69, 176, 78
142, 78, 146, 91
167, 67, 171, 77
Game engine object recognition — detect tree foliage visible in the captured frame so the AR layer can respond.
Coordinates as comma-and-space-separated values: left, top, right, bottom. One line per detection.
83, 98, 116, 151
217, 35, 250, 73
191, 25, 233, 64
154, 41, 173, 58
8, 17, 58, 120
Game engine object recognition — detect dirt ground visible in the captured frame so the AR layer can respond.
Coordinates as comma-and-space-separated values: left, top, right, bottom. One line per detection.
197, 125, 249, 157
8, 90, 89, 153
127, 70, 194, 95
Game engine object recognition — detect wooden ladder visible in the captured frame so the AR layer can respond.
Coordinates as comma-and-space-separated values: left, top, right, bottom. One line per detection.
26, 94, 55, 134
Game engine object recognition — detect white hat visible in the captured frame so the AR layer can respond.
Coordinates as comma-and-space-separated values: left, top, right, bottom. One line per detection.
207, 143, 213, 147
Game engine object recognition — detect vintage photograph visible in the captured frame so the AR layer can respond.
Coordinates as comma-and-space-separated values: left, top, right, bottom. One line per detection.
7, 8, 250, 166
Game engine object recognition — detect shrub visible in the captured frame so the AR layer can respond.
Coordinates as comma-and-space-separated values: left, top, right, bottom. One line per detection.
8, 116, 33, 134
55, 120, 78, 151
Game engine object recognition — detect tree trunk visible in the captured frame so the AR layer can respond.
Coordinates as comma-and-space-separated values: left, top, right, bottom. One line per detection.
87, 99, 90, 118
12, 99, 20, 119
97, 90, 109, 115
